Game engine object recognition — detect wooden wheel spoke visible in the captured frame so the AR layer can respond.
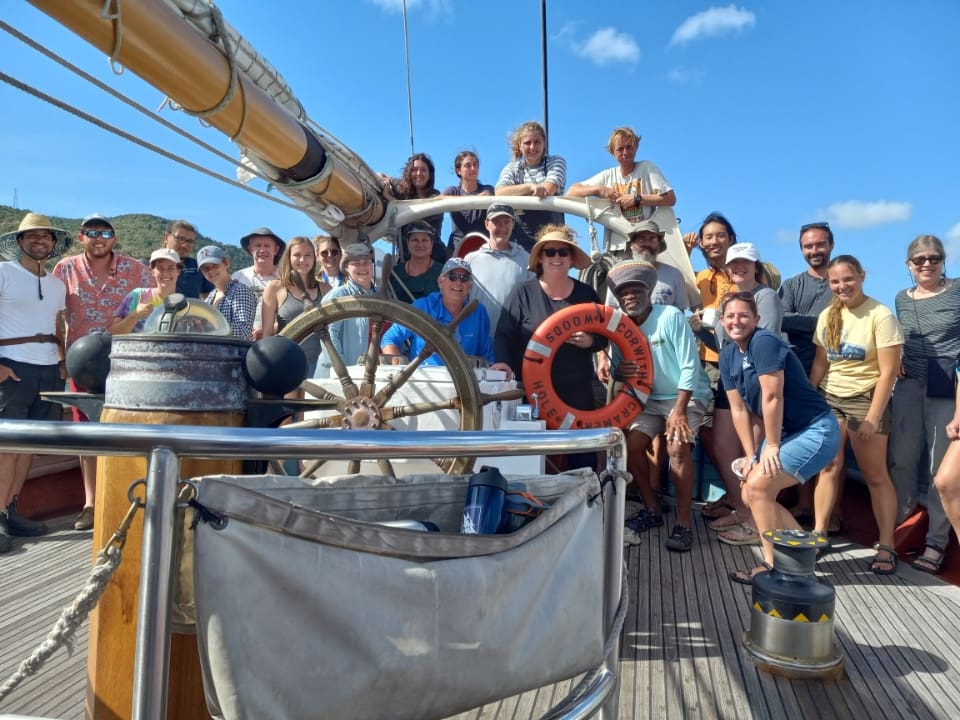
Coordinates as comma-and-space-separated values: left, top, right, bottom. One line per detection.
346, 459, 360, 475
300, 458, 326, 478
377, 458, 397, 478
380, 398, 462, 422
300, 380, 342, 404
371, 347, 432, 406
316, 325, 360, 400
360, 313, 388, 397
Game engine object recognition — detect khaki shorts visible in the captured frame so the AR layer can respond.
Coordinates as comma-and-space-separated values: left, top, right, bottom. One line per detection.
628, 397, 710, 440
822, 388, 892, 434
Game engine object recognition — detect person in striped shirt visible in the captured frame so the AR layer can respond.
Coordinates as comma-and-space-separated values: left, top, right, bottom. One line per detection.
494, 120, 566, 252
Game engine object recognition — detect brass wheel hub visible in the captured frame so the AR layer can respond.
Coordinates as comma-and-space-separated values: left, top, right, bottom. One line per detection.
340, 396, 382, 429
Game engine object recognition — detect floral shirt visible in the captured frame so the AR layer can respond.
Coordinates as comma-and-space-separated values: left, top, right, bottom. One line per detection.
53, 253, 153, 349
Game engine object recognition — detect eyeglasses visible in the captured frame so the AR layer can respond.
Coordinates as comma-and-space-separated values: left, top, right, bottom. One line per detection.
446, 272, 472, 283
319, 249, 341, 258
910, 255, 942, 266
800, 222, 831, 232
542, 247, 571, 258
82, 229, 115, 239
171, 234, 195, 245
719, 290, 756, 312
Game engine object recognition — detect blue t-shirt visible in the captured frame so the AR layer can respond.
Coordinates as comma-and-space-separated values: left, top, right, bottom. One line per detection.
719, 328, 829, 436
381, 291, 494, 365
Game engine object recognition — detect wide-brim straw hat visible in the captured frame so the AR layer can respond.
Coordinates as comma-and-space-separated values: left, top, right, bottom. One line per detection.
528, 230, 591, 271
0, 212, 72, 261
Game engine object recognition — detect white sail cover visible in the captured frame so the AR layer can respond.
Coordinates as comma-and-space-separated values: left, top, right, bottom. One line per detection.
191, 470, 606, 720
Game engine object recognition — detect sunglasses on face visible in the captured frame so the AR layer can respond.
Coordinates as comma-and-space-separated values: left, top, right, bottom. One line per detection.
82, 229, 115, 239
800, 222, 831, 232
910, 255, 942, 266
446, 272, 472, 283
319, 249, 341, 258
543, 247, 571, 258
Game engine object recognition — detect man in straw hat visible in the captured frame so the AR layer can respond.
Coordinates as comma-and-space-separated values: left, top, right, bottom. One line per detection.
54, 213, 152, 531
605, 259, 712, 552
0, 212, 72, 552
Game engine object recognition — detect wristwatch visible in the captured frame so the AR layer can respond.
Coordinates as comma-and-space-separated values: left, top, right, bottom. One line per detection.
635, 194, 642, 207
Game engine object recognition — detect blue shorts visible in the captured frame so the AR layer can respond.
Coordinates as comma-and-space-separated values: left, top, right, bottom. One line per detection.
757, 411, 841, 484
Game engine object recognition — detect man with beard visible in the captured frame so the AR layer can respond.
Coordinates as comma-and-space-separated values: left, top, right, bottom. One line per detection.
54, 213, 152, 531
0, 213, 70, 551
607, 259, 713, 552
779, 222, 835, 375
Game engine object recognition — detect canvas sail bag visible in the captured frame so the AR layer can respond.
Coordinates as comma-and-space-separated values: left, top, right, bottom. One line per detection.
190, 469, 607, 720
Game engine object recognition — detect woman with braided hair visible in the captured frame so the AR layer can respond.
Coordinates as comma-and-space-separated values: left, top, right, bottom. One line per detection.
810, 255, 903, 574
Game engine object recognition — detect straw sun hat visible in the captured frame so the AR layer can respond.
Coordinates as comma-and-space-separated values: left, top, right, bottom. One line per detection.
0, 212, 72, 261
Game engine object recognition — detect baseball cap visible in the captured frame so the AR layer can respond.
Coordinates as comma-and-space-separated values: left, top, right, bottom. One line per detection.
440, 257, 472, 277
149, 248, 182, 266
725, 242, 761, 264
81, 213, 114, 230
196, 245, 227, 267
486, 203, 517, 221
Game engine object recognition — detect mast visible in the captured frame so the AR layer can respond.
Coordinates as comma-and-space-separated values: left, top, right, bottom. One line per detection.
27, 0, 386, 230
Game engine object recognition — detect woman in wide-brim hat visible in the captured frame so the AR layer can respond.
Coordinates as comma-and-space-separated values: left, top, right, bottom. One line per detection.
494, 224, 607, 471
0, 212, 72, 261
527, 227, 591, 273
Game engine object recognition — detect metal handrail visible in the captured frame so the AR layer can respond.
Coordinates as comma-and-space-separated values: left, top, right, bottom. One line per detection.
0, 419, 625, 720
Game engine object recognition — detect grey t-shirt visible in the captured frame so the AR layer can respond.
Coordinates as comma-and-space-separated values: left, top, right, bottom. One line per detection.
778, 271, 832, 374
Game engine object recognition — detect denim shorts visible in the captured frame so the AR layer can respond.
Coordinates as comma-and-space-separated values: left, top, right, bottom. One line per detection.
757, 411, 841, 484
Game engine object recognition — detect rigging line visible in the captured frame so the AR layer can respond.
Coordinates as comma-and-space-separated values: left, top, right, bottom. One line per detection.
401, 0, 415, 156
0, 70, 301, 211
0, 19, 274, 187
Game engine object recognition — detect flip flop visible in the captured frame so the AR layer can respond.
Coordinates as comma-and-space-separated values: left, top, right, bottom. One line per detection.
718, 522, 761, 546
709, 509, 744, 532
700, 496, 733, 519
728, 562, 773, 586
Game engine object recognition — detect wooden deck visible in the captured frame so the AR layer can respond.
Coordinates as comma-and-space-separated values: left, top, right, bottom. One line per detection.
3, 510, 960, 720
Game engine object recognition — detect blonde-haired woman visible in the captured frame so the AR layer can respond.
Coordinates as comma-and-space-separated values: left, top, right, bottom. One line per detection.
262, 236, 330, 377
567, 126, 676, 223
495, 120, 566, 252
810, 254, 903, 574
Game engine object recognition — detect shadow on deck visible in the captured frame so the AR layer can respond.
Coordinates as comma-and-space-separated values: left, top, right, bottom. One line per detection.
3, 510, 960, 720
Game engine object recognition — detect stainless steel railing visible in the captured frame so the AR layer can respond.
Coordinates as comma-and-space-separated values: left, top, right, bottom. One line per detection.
0, 420, 626, 720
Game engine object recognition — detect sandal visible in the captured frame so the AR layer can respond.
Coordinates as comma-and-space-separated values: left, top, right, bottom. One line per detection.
718, 522, 761, 546
911, 544, 945, 574
871, 543, 898, 576
710, 509, 745, 532
729, 562, 773, 586
701, 496, 734, 519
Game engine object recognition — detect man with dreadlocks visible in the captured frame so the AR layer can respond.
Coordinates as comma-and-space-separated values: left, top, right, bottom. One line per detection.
0, 213, 70, 552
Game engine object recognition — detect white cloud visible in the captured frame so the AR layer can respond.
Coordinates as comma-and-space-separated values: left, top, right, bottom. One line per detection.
666, 66, 705, 83
670, 5, 756, 46
574, 28, 640, 65
370, 0, 450, 16
820, 200, 912, 229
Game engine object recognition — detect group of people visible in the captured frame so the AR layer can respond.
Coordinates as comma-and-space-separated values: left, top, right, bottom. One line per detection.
2, 120, 959, 581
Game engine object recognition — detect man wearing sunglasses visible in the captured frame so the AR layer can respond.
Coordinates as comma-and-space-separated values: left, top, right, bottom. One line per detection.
381, 258, 509, 376
53, 213, 153, 531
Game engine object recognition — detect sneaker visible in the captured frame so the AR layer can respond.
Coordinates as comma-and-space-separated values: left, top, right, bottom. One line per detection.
74, 506, 95, 531
665, 524, 693, 553
6, 496, 48, 536
0, 514, 11, 553
626, 508, 664, 533
622, 525, 642, 546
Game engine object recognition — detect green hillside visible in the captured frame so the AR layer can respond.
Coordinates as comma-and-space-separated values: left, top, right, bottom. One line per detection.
0, 205, 248, 269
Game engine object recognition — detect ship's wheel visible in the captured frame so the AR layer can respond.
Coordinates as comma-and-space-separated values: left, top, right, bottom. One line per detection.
277, 294, 520, 477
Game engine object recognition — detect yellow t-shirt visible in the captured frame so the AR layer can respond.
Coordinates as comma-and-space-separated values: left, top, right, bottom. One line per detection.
696, 267, 737, 363
813, 297, 903, 398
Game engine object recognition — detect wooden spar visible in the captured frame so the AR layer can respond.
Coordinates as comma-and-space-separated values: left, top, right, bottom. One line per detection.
27, 0, 385, 227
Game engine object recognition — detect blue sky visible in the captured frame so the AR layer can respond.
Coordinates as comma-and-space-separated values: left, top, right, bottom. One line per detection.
3, 1, 958, 308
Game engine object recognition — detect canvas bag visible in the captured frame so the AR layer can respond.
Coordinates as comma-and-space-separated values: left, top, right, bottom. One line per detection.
190, 469, 607, 720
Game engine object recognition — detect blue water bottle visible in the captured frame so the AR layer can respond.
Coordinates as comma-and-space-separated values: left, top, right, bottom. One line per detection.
460, 466, 507, 534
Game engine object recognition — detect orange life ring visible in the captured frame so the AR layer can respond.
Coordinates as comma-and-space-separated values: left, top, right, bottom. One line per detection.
522, 303, 654, 430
